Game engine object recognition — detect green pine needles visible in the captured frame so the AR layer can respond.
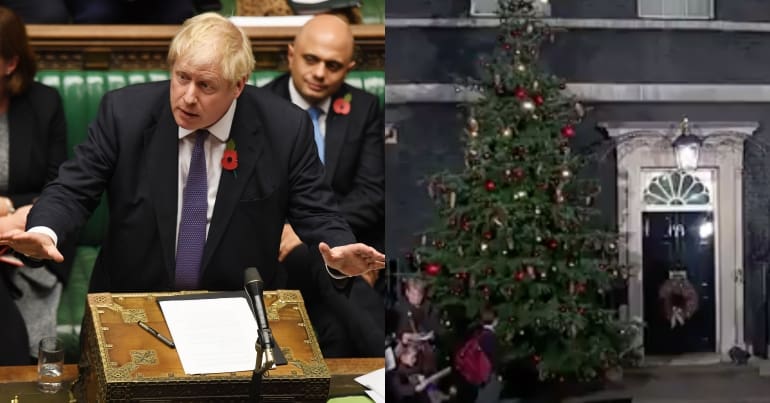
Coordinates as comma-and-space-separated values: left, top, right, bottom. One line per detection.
415, 0, 641, 385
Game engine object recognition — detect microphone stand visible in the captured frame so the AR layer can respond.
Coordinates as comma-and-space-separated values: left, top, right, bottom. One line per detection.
249, 326, 275, 403
245, 267, 275, 402
248, 334, 275, 402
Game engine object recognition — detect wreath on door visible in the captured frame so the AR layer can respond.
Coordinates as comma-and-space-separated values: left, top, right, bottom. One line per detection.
659, 277, 699, 329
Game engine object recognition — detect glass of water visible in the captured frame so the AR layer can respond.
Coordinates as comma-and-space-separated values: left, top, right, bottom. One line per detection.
37, 336, 64, 394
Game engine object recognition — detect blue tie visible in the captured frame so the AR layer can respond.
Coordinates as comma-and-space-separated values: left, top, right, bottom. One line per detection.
175, 130, 209, 290
307, 106, 324, 164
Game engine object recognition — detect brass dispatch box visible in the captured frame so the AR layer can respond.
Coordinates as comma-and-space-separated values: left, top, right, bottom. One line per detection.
74, 291, 329, 402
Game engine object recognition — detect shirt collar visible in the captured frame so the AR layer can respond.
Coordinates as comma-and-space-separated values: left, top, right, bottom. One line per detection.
177, 99, 237, 142
288, 77, 331, 115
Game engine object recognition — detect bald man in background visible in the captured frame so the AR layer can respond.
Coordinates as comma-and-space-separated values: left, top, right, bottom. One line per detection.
263, 14, 384, 358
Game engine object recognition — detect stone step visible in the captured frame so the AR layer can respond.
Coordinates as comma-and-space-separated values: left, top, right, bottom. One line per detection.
560, 363, 770, 403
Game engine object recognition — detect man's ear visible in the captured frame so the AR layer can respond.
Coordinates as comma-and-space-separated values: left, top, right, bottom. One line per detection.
287, 44, 295, 68
346, 60, 356, 72
233, 76, 247, 98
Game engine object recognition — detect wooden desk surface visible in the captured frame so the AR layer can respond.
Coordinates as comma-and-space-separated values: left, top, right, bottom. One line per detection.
0, 358, 383, 397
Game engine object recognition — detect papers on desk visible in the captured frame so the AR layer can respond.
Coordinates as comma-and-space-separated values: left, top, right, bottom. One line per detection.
158, 296, 260, 375
355, 367, 385, 403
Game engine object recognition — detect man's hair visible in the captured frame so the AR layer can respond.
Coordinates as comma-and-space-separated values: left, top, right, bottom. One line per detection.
480, 306, 496, 325
0, 7, 36, 96
168, 12, 255, 85
404, 277, 427, 293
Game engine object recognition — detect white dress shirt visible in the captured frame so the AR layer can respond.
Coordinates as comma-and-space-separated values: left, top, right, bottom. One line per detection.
288, 78, 331, 135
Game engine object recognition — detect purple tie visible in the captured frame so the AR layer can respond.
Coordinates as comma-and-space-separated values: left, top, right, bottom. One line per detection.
175, 130, 209, 290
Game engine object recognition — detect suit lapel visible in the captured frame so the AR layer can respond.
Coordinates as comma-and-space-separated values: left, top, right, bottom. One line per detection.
272, 74, 292, 100
324, 90, 352, 181
200, 99, 264, 273
145, 106, 180, 281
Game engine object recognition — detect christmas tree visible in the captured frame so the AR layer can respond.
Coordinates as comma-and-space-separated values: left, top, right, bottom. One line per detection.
414, 0, 639, 385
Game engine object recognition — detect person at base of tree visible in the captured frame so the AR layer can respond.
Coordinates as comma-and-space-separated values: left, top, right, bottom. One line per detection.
387, 343, 431, 403
387, 341, 453, 403
475, 307, 502, 403
395, 276, 441, 372
396, 277, 441, 342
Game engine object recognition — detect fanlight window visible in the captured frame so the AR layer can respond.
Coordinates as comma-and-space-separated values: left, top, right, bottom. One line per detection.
643, 171, 710, 206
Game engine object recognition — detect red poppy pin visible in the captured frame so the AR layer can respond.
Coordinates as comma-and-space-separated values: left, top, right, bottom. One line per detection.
332, 93, 352, 115
221, 139, 238, 177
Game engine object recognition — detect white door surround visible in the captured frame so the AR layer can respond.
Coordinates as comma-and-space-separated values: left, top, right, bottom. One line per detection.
599, 121, 758, 360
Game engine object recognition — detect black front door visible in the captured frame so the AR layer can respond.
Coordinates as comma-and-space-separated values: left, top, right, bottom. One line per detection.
643, 211, 716, 355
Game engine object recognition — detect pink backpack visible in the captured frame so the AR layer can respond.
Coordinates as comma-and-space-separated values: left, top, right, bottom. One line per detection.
454, 330, 492, 385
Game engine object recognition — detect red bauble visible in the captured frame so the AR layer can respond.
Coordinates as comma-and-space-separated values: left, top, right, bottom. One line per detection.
532, 94, 544, 106
515, 271, 526, 281
485, 180, 497, 191
424, 262, 441, 276
513, 167, 525, 179
533, 355, 541, 363
483, 231, 494, 240
561, 125, 576, 138
514, 86, 528, 100
547, 239, 558, 250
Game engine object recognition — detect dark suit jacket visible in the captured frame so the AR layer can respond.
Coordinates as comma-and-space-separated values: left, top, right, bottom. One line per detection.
0, 82, 68, 365
6, 82, 67, 209
5, 82, 76, 282
27, 81, 355, 293
262, 74, 384, 250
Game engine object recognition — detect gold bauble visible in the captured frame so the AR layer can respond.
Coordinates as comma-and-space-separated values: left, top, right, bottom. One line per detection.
467, 117, 479, 132
575, 102, 585, 117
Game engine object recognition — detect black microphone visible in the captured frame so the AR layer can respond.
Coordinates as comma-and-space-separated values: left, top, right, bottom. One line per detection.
244, 267, 275, 373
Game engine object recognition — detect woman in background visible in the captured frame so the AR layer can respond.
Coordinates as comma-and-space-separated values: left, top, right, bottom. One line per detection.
0, 6, 71, 365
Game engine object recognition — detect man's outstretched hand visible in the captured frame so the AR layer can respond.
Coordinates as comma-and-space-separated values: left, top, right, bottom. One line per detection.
318, 242, 385, 277
0, 230, 63, 263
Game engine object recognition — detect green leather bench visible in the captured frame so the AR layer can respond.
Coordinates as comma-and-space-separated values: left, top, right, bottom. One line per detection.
34, 69, 384, 364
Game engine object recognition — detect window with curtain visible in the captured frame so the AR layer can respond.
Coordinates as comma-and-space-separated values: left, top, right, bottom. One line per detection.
638, 0, 713, 19
470, 0, 551, 17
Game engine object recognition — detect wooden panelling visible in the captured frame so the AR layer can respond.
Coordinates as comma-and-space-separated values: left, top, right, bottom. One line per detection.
27, 24, 385, 70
